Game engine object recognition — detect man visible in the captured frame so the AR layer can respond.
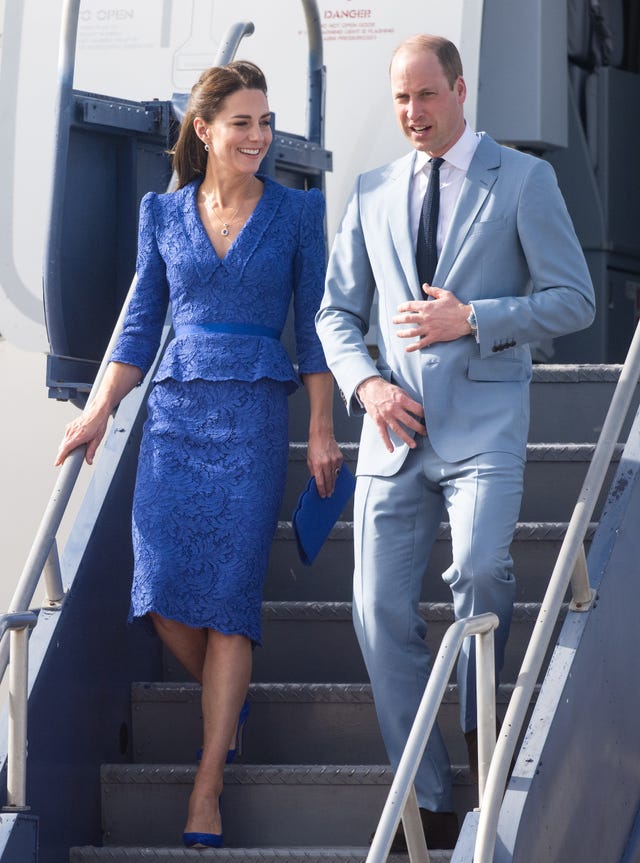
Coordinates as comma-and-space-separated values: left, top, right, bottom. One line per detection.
316, 34, 595, 850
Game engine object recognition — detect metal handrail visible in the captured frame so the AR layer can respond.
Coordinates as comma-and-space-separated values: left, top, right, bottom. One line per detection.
0, 269, 142, 681
0, 612, 38, 812
366, 612, 499, 863
301, 0, 326, 146
0, 0, 91, 679
474, 320, 640, 862
213, 21, 255, 65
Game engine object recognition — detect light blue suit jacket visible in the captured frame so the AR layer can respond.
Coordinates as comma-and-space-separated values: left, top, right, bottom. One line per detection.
316, 133, 596, 475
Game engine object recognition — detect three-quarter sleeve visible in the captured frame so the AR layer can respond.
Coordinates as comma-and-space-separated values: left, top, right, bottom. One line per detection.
293, 187, 330, 375
110, 192, 170, 376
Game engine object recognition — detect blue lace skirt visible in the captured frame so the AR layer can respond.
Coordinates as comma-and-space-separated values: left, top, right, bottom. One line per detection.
128, 377, 289, 644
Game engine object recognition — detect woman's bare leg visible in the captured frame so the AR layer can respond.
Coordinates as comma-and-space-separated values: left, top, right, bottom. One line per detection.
149, 612, 207, 683
148, 614, 252, 835
184, 629, 252, 835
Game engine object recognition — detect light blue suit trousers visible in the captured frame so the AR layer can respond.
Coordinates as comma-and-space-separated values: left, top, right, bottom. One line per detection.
352, 437, 524, 811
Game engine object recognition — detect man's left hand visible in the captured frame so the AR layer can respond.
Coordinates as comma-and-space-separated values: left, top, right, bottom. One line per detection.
393, 284, 472, 352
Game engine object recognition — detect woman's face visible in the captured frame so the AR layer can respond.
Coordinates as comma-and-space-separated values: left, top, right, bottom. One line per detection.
200, 88, 273, 174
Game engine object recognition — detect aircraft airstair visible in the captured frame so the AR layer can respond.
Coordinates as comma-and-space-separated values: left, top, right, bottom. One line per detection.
59, 363, 639, 863
2, 349, 639, 862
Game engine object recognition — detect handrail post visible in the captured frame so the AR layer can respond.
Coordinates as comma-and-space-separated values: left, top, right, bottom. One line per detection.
6, 627, 29, 810
404, 786, 430, 863
475, 627, 497, 805
42, 540, 64, 608
569, 544, 595, 611
366, 613, 498, 863
2, 613, 37, 812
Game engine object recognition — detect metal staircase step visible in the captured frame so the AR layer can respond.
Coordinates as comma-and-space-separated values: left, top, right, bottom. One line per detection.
70, 846, 454, 861
160, 601, 561, 685
520, 443, 619, 520
287, 364, 638, 444
266, 521, 596, 602
279, 443, 620, 522
225, 601, 559, 684
527, 364, 638, 443
98, 763, 476, 848
131, 681, 536, 766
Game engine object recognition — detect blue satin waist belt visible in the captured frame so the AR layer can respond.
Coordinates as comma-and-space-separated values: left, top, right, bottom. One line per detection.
174, 322, 280, 339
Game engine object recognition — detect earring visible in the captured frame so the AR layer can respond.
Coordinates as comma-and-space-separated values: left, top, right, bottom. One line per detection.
204, 143, 210, 152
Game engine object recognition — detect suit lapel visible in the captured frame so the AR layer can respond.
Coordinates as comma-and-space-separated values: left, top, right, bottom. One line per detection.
386, 153, 421, 299
434, 134, 501, 284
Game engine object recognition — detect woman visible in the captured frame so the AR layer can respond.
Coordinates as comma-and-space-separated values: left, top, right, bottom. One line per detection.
55, 60, 342, 848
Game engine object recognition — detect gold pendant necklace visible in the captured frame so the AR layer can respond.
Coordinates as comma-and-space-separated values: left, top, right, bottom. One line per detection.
200, 177, 254, 239
211, 202, 242, 238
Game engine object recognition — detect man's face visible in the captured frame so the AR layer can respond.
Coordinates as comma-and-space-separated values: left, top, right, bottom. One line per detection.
390, 47, 466, 157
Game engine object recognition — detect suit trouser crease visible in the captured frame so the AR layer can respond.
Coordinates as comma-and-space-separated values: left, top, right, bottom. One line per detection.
352, 437, 523, 811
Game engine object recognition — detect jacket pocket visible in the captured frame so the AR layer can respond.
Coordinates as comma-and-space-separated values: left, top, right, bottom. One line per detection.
467, 357, 528, 382
466, 218, 508, 236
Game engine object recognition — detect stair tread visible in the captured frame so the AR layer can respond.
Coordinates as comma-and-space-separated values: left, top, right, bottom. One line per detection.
70, 847, 453, 861
273, 521, 598, 537
100, 762, 475, 785
530, 363, 624, 379
131, 680, 537, 704
287, 441, 621, 458
259, 600, 562, 618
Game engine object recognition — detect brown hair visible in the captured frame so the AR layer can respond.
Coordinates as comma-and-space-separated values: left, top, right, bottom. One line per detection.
171, 60, 268, 189
391, 35, 463, 89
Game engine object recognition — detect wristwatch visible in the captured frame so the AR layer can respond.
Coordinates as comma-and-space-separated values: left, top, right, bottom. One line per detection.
467, 306, 478, 336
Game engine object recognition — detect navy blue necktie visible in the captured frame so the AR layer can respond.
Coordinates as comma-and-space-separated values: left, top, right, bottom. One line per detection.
416, 157, 444, 286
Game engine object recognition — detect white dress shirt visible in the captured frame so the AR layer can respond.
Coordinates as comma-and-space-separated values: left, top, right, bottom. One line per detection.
410, 122, 482, 257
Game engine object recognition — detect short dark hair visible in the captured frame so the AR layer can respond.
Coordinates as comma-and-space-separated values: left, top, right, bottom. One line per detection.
391, 35, 463, 88
171, 60, 268, 188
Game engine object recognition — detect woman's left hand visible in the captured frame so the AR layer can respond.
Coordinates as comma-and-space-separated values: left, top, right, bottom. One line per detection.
307, 430, 344, 499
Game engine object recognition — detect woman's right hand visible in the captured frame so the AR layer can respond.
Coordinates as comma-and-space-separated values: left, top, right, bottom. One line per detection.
54, 361, 143, 467
54, 405, 110, 467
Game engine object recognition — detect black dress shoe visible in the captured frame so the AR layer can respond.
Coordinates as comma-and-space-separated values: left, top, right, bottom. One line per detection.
371, 807, 460, 852
465, 727, 479, 783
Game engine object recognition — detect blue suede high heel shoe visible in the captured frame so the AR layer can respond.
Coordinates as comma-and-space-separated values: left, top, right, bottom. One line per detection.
226, 698, 250, 764
183, 800, 224, 848
183, 830, 223, 849
196, 699, 251, 764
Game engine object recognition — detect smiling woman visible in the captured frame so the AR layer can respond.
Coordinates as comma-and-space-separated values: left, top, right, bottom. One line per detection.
171, 63, 274, 259
195, 102, 272, 252
53, 58, 343, 850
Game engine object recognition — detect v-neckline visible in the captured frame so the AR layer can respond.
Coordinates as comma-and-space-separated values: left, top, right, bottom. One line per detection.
194, 176, 267, 262
179, 176, 285, 290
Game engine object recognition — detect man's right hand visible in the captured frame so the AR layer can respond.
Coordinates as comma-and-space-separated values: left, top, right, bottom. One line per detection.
356, 376, 426, 453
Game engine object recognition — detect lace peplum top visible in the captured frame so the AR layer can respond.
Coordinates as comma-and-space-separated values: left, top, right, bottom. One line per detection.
110, 175, 329, 393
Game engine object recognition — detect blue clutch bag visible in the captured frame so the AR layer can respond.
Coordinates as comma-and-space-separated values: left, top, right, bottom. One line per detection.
292, 463, 356, 566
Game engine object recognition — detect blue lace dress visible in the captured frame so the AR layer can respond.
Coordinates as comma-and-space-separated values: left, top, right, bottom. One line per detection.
110, 176, 329, 644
